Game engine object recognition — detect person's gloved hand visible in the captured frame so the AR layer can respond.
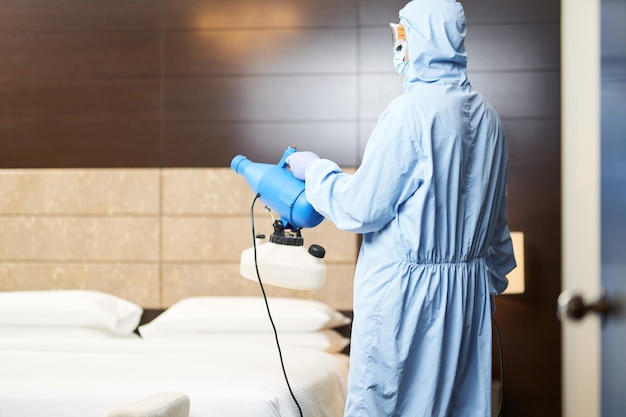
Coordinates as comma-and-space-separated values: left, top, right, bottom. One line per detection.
286, 151, 319, 181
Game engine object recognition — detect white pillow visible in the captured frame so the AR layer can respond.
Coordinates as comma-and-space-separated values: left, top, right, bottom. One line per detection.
138, 296, 351, 337
0, 290, 143, 335
138, 330, 350, 353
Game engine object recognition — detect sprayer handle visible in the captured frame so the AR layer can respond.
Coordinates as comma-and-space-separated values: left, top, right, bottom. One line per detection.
277, 146, 298, 168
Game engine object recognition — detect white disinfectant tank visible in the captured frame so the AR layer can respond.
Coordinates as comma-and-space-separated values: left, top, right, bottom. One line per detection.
240, 241, 327, 291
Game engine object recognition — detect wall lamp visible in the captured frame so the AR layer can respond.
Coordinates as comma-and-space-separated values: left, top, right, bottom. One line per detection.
503, 231, 525, 294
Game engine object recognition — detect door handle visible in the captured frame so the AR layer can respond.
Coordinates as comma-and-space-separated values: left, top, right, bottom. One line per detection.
557, 291, 613, 322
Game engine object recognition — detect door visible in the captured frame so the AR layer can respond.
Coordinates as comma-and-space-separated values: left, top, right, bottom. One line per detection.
599, 0, 626, 415
561, 1, 626, 416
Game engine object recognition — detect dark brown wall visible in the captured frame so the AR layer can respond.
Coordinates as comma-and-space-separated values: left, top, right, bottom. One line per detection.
0, 0, 562, 415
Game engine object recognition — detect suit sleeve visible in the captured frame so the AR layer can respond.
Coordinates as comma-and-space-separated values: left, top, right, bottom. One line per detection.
304, 103, 425, 234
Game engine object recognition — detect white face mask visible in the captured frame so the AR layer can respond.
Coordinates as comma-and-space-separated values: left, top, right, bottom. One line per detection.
393, 41, 408, 76
390, 23, 408, 76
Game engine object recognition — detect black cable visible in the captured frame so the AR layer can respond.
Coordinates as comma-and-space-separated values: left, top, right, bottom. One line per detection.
492, 317, 504, 417
250, 193, 304, 417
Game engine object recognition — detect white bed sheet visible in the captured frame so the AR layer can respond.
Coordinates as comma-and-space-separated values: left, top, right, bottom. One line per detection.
0, 336, 349, 417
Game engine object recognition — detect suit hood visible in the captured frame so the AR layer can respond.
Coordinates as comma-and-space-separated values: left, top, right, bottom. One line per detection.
399, 0, 468, 89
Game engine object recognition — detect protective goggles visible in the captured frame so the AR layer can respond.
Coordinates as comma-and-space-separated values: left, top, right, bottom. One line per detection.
389, 23, 406, 52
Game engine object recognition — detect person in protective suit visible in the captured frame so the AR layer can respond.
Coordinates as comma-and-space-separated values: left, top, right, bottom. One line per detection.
287, 0, 516, 415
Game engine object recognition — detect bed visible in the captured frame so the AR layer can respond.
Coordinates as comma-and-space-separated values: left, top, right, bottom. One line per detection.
0, 290, 351, 417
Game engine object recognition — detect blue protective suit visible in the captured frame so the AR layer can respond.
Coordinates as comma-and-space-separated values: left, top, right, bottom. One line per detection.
303, 1, 516, 416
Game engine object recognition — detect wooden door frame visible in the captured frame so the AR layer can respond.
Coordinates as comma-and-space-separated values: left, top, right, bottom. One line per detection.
561, 1, 602, 416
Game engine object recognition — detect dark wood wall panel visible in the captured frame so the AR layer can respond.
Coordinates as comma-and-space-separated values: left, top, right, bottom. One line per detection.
505, 120, 561, 168
360, 0, 415, 24
161, 0, 358, 29
467, 24, 560, 71
0, 123, 161, 168
164, 76, 357, 122
163, 122, 357, 167
463, 0, 560, 23
163, 72, 359, 165
508, 168, 561, 218
164, 28, 357, 76
493, 298, 561, 417
0, 0, 161, 32
360, 27, 396, 72
0, 33, 160, 78
0, 1, 563, 415
0, 79, 160, 123
359, 74, 402, 120
472, 72, 561, 119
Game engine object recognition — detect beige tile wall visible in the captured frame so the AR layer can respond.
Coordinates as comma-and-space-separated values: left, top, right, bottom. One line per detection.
0, 168, 357, 310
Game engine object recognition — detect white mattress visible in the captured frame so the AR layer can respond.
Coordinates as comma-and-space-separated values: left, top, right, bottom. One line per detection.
0, 336, 349, 417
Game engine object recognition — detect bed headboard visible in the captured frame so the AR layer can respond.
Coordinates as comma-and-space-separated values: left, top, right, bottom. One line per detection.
0, 168, 358, 311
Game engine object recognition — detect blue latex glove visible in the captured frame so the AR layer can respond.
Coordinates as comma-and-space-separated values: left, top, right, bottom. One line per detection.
286, 151, 320, 181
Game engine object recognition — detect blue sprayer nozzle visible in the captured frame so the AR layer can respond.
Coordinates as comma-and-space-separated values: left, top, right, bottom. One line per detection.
231, 146, 324, 229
